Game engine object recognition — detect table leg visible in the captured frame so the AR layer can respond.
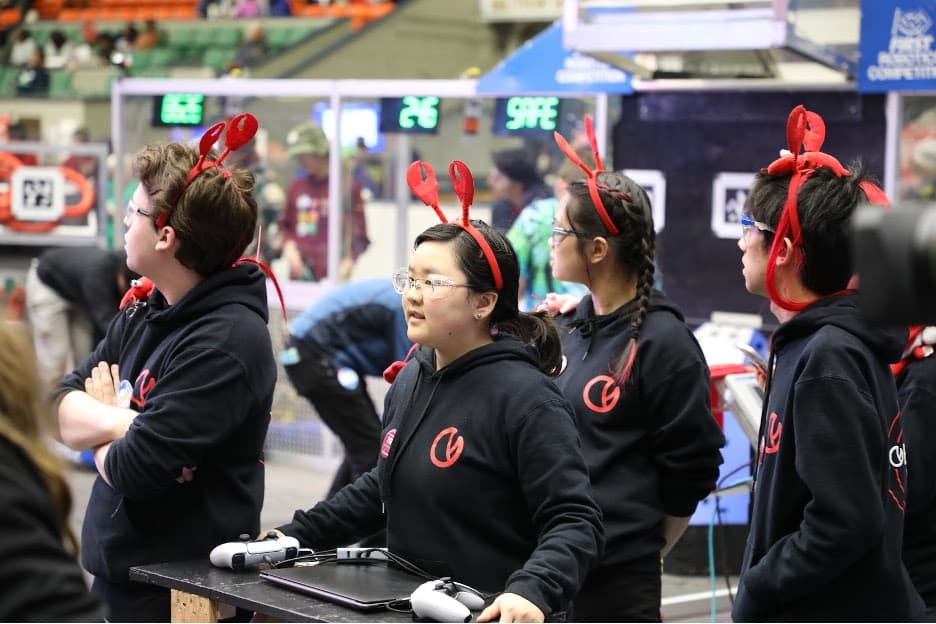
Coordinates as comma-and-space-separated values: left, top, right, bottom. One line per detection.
171, 588, 220, 622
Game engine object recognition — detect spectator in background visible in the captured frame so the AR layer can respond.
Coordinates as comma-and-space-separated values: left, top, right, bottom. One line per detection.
68, 20, 101, 69
281, 278, 409, 498
226, 22, 268, 74
43, 30, 74, 70
16, 49, 50, 96
62, 127, 99, 182
233, 0, 262, 18
115, 20, 138, 53
507, 147, 591, 311
488, 147, 551, 231
8, 27, 36, 66
133, 19, 161, 50
7, 121, 39, 166
25, 247, 135, 396
280, 121, 370, 282
0, 323, 106, 622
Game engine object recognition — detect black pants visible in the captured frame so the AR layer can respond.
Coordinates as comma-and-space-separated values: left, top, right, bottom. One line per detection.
283, 346, 381, 498
570, 559, 662, 622
91, 576, 169, 623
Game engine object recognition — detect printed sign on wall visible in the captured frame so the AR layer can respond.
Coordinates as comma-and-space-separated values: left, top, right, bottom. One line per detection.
711, 172, 755, 239
623, 169, 666, 233
11, 166, 65, 222
858, 0, 936, 92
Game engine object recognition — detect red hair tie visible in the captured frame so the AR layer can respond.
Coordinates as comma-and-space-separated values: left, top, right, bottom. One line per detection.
763, 105, 890, 311
553, 115, 619, 236
406, 160, 503, 291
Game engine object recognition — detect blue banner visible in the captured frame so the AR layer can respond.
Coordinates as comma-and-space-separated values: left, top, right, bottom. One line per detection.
859, 0, 936, 92
476, 21, 633, 95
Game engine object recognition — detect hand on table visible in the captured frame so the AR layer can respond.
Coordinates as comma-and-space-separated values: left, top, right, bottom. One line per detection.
477, 592, 544, 623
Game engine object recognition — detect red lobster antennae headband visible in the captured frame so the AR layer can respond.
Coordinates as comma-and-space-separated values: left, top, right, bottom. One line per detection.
156, 112, 260, 229
762, 105, 890, 311
406, 159, 503, 291
553, 115, 619, 236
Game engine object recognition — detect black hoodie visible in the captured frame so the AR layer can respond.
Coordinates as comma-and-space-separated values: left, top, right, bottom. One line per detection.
279, 338, 604, 616
554, 291, 725, 571
59, 264, 276, 584
732, 293, 925, 622
896, 354, 936, 610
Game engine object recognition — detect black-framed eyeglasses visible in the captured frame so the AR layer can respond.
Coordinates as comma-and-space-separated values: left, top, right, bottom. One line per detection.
740, 214, 774, 239
551, 224, 593, 244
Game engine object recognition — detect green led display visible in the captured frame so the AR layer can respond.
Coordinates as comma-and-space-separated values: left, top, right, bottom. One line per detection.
153, 94, 205, 127
398, 96, 440, 130
380, 97, 440, 134
504, 96, 560, 131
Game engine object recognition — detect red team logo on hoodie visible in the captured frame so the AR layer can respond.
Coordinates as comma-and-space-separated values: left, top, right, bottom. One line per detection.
887, 412, 907, 512
130, 369, 156, 408
583, 375, 621, 413
758, 412, 783, 465
430, 427, 464, 468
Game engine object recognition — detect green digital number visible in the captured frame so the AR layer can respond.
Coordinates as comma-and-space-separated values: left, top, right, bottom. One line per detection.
160, 94, 205, 126
504, 96, 560, 131
398, 96, 440, 130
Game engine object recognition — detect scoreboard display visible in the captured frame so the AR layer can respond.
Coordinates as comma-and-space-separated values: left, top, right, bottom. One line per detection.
379, 96, 441, 134
492, 96, 562, 136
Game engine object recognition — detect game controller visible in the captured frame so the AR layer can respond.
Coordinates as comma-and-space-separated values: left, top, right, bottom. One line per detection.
209, 532, 300, 570
410, 579, 485, 623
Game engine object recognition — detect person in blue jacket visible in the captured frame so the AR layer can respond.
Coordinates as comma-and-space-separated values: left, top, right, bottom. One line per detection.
55, 118, 277, 622
273, 198, 603, 622
281, 277, 410, 497
732, 105, 924, 621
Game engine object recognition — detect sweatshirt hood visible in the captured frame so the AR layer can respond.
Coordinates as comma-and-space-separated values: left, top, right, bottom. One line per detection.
563, 289, 683, 337
144, 263, 269, 326
772, 292, 903, 363
413, 335, 542, 379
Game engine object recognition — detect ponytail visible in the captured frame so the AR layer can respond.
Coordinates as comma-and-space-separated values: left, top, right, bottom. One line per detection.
497, 311, 563, 376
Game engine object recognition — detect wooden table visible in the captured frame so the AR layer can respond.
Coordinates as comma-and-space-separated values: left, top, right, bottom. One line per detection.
129, 560, 414, 623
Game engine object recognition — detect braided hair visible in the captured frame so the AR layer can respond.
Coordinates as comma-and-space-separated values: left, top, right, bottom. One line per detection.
566, 172, 656, 385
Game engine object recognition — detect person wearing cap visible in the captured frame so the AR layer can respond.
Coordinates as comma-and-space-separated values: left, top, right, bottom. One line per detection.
54, 123, 277, 621
488, 147, 551, 232
279, 121, 370, 282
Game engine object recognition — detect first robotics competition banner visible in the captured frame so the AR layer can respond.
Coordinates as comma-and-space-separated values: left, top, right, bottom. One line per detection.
859, 0, 936, 92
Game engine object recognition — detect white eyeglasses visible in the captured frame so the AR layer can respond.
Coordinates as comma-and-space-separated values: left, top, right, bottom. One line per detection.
391, 269, 470, 300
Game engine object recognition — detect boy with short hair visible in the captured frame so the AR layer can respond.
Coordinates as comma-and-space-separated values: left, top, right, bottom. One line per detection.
56, 116, 277, 621
732, 105, 924, 621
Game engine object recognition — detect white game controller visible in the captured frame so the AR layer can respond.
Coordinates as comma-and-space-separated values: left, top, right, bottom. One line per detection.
410, 579, 485, 623
209, 532, 300, 571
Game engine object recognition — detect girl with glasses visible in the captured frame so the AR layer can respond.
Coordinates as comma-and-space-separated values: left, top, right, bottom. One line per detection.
548, 144, 724, 621
273, 171, 603, 623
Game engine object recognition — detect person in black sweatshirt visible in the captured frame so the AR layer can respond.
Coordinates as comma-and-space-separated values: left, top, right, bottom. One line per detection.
731, 104, 924, 621
55, 116, 277, 622
26, 246, 135, 393
0, 323, 105, 622
546, 126, 725, 622
893, 326, 936, 621
273, 162, 604, 623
